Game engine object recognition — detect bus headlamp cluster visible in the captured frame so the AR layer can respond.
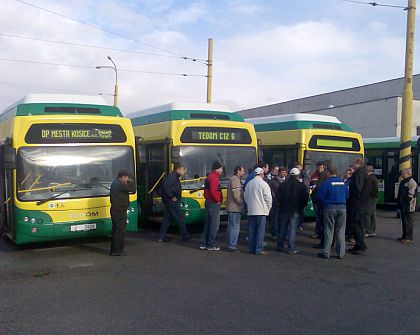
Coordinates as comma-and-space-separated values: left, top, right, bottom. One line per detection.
179, 202, 189, 209
126, 207, 136, 214
24, 216, 43, 224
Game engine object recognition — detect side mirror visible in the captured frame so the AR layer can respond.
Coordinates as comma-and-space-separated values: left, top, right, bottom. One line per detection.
171, 147, 181, 163
303, 151, 312, 169
3, 138, 16, 169
137, 144, 147, 163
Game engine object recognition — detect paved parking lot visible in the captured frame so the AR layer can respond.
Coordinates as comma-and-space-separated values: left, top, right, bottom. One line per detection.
1, 210, 419, 335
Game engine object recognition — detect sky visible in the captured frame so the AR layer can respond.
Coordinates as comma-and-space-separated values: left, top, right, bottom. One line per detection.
0, 0, 418, 114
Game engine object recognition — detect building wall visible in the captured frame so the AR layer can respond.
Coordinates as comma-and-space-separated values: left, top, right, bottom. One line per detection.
238, 75, 420, 138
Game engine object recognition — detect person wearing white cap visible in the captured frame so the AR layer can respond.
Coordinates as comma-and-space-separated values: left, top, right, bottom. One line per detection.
275, 167, 309, 254
244, 167, 272, 255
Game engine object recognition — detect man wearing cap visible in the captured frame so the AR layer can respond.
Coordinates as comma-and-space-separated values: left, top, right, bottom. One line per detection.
200, 161, 224, 251
276, 167, 309, 254
244, 167, 272, 255
110, 170, 135, 256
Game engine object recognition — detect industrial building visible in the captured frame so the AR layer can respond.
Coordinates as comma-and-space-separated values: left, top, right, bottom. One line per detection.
237, 74, 420, 138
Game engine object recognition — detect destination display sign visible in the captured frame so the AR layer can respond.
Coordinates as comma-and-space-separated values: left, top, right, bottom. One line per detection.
180, 127, 252, 144
309, 135, 360, 152
25, 123, 127, 144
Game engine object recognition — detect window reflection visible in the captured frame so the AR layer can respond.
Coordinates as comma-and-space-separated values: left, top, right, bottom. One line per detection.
17, 146, 134, 201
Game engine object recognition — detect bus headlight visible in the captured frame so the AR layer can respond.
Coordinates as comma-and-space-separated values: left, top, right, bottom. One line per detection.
126, 219, 129, 224
30, 218, 36, 224
130, 207, 135, 212
184, 203, 189, 209
24, 216, 30, 222
185, 211, 190, 217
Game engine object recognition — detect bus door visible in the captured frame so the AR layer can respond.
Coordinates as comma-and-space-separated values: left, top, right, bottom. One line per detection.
385, 150, 399, 203
138, 141, 168, 219
0, 139, 16, 238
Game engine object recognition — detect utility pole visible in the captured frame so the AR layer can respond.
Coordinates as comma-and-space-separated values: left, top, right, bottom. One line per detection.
206, 37, 213, 104
399, 0, 416, 173
96, 56, 118, 107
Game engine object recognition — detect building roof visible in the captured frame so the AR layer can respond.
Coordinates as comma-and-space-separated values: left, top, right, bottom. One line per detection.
237, 74, 420, 119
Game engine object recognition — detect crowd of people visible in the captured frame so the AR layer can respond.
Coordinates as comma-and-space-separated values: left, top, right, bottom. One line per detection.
108, 158, 418, 257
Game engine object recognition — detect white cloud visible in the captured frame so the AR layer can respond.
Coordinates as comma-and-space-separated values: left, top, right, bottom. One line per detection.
0, 0, 412, 115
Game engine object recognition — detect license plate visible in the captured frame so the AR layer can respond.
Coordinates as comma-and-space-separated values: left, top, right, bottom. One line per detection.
70, 223, 97, 232
220, 210, 227, 216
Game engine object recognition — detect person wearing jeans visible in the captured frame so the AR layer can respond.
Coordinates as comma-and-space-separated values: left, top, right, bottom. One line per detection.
275, 168, 309, 254
315, 165, 349, 259
200, 161, 224, 251
244, 167, 272, 255
397, 168, 418, 244
158, 164, 191, 243
277, 211, 300, 252
226, 166, 245, 251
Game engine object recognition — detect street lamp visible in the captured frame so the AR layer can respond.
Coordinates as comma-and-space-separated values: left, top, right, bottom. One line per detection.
96, 56, 118, 107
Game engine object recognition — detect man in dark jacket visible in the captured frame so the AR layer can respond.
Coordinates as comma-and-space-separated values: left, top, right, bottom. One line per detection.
316, 165, 349, 259
158, 164, 191, 243
364, 165, 379, 238
276, 168, 309, 254
397, 168, 418, 244
200, 161, 224, 251
269, 165, 282, 240
110, 170, 135, 256
347, 158, 369, 254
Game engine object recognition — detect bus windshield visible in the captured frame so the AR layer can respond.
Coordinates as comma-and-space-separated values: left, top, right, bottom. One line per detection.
17, 146, 134, 201
306, 151, 363, 177
178, 146, 257, 190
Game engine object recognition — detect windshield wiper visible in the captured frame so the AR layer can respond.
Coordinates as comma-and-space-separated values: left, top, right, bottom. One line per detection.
18, 182, 73, 194
36, 187, 92, 206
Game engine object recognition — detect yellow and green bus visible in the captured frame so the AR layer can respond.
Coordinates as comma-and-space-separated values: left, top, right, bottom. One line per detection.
128, 103, 258, 225
247, 114, 364, 216
0, 94, 138, 244
364, 136, 420, 207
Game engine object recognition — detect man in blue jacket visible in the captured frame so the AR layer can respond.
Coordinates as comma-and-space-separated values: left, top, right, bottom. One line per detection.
316, 165, 349, 259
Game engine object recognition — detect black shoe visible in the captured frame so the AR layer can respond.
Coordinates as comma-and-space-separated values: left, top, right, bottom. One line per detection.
313, 243, 323, 249
110, 251, 127, 256
318, 253, 329, 259
157, 236, 172, 243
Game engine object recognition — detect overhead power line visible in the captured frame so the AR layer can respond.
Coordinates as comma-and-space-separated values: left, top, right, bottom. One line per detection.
0, 33, 208, 64
336, 0, 409, 9
0, 81, 109, 95
13, 0, 206, 62
0, 58, 208, 77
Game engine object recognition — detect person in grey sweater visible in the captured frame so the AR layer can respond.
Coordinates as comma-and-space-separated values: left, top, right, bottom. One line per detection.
226, 166, 245, 251
244, 167, 272, 255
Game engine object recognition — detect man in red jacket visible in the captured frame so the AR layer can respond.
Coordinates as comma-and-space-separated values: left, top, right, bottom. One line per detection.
200, 161, 224, 251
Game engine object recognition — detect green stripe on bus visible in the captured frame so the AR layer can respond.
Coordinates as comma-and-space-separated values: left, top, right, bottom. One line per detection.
253, 121, 353, 132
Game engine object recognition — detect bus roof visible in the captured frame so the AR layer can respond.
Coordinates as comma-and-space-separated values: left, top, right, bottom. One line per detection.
245, 113, 342, 125
128, 102, 244, 126
1, 94, 122, 120
246, 113, 353, 132
128, 102, 232, 118
364, 136, 420, 148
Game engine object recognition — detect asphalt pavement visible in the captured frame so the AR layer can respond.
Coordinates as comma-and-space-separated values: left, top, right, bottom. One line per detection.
1, 210, 419, 335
